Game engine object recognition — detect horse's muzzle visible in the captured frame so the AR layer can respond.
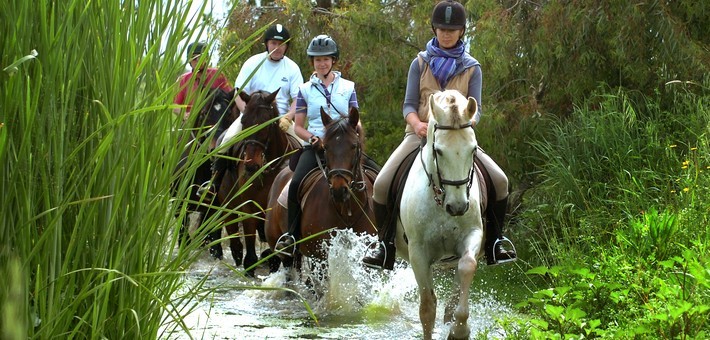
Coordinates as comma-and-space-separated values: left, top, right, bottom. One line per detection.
446, 201, 469, 216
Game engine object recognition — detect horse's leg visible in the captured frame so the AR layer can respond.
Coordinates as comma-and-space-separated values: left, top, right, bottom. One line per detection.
207, 226, 223, 260
224, 222, 243, 266
444, 272, 460, 324
203, 206, 224, 260
178, 208, 191, 248
260, 248, 281, 273
411, 250, 437, 340
242, 218, 259, 277
447, 248, 479, 340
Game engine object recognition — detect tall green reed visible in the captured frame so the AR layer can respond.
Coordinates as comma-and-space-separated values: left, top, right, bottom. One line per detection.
0, 0, 245, 338
523, 83, 710, 267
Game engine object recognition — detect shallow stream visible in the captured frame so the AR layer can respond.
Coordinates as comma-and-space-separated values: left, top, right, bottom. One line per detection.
160, 230, 515, 339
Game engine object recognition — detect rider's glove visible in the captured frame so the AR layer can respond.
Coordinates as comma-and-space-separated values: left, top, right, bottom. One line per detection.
279, 115, 292, 131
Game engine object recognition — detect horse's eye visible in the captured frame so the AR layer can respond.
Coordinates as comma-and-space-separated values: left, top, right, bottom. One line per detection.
435, 148, 443, 156
351, 143, 357, 150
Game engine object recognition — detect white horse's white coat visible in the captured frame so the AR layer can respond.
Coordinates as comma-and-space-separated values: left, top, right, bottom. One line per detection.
395, 90, 483, 340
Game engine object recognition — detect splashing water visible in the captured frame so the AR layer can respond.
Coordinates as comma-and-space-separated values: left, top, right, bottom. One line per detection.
161, 229, 514, 339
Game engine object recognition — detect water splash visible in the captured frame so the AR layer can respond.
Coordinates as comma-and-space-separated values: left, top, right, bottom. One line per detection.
162, 228, 515, 339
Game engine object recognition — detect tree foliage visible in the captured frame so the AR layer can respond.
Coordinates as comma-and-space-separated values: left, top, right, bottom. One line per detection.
219, 0, 709, 172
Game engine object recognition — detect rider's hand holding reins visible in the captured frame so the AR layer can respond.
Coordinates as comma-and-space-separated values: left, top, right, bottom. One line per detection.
279, 114, 293, 131
405, 111, 428, 138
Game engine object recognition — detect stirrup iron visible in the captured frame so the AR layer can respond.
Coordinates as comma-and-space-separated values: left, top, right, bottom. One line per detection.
275, 234, 296, 257
492, 236, 517, 265
196, 180, 214, 197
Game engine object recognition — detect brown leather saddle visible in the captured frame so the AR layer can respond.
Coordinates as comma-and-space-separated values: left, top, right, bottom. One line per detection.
386, 144, 493, 241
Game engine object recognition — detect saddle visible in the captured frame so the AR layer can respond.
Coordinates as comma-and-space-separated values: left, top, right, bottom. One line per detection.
277, 153, 378, 209
387, 145, 493, 241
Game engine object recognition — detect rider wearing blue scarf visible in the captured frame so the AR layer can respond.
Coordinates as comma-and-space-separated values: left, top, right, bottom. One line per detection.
363, 0, 517, 270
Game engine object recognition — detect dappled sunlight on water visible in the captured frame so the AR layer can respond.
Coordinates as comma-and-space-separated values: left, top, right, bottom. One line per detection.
160, 229, 514, 339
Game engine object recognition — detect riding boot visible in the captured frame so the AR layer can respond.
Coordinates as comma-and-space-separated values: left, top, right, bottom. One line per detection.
198, 156, 229, 199
275, 198, 301, 257
485, 196, 517, 265
362, 202, 396, 270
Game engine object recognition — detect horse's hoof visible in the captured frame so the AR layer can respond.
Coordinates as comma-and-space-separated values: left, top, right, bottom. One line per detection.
209, 247, 223, 261
447, 329, 470, 340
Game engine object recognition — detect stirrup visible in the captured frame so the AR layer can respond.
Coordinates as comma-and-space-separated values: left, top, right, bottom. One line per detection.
275, 234, 296, 257
196, 180, 214, 197
362, 241, 394, 270
491, 236, 517, 265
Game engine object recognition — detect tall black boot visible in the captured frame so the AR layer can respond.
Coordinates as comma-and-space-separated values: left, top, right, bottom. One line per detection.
485, 197, 517, 265
198, 156, 229, 199
362, 202, 396, 270
274, 197, 301, 257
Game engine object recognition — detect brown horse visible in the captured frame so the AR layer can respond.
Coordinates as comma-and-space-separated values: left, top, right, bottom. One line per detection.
171, 88, 238, 260
215, 89, 301, 276
265, 107, 378, 272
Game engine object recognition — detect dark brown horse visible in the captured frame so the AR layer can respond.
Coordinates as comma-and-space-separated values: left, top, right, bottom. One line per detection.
171, 88, 238, 259
215, 89, 301, 276
265, 107, 378, 271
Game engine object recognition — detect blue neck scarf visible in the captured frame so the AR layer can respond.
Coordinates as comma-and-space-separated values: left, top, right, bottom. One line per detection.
426, 38, 465, 88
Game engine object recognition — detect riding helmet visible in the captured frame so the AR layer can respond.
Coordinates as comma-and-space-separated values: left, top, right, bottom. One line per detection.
186, 42, 207, 60
431, 0, 466, 31
306, 35, 339, 60
263, 24, 291, 44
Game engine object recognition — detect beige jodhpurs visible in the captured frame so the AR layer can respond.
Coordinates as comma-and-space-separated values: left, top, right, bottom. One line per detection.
372, 131, 509, 205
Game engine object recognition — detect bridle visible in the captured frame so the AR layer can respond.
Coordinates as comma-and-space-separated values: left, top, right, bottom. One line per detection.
238, 100, 279, 173
317, 124, 367, 194
421, 121, 477, 206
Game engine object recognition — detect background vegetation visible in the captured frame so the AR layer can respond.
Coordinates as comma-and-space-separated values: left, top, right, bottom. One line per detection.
2, 0, 708, 338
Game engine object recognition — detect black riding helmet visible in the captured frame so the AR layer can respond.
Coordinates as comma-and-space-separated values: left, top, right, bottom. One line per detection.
186, 42, 207, 61
263, 24, 291, 50
306, 35, 339, 60
431, 0, 466, 31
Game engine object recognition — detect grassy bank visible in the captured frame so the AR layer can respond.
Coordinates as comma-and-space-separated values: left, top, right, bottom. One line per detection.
502, 82, 710, 338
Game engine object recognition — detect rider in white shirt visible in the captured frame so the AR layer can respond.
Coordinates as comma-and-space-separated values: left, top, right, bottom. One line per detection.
202, 24, 303, 196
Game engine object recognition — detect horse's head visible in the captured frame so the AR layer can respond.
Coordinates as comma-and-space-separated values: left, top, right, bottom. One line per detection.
193, 88, 239, 149
320, 106, 364, 203
238, 88, 280, 174
426, 90, 479, 216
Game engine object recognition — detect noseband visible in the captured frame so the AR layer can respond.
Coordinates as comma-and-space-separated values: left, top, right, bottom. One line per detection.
422, 121, 476, 206
317, 131, 367, 194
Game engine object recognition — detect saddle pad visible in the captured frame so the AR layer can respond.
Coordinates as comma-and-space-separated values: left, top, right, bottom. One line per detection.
276, 168, 324, 209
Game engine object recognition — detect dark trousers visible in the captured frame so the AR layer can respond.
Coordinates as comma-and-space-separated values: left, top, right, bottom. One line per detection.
286, 146, 319, 239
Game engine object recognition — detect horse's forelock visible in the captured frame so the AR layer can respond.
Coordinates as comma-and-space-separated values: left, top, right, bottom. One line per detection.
325, 116, 363, 144
241, 91, 278, 128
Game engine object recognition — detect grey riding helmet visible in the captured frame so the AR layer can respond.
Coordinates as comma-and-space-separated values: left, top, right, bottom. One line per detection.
306, 35, 339, 60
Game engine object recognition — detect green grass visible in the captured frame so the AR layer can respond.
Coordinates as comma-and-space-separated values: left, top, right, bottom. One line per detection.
503, 82, 710, 337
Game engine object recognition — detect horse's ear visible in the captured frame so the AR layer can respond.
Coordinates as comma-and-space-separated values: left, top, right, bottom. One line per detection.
266, 87, 280, 104
238, 90, 250, 104
320, 106, 332, 126
348, 107, 359, 128
466, 97, 477, 121
427, 93, 437, 121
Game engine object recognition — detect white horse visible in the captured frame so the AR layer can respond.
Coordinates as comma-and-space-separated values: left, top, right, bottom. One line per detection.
395, 90, 484, 340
